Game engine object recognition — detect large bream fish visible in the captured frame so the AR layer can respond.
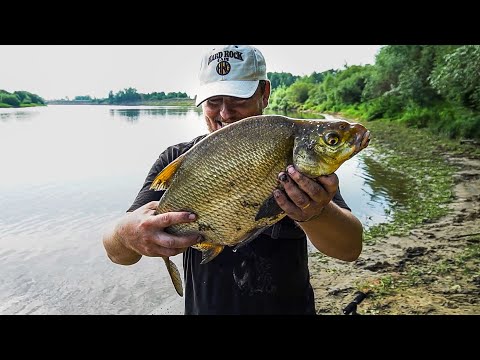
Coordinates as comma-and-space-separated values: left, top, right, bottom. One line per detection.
150, 115, 371, 296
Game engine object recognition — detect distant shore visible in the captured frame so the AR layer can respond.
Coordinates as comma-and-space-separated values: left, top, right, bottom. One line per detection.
0, 103, 46, 109
45, 98, 196, 107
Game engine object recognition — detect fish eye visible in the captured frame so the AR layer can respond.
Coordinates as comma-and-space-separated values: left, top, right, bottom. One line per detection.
325, 132, 340, 146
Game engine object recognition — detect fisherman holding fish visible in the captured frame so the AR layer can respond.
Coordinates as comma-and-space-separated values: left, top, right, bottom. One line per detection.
103, 45, 368, 315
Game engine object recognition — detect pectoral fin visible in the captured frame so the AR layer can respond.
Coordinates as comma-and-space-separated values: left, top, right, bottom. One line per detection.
255, 194, 285, 221
193, 243, 225, 264
150, 154, 185, 191
233, 227, 267, 251
162, 256, 183, 297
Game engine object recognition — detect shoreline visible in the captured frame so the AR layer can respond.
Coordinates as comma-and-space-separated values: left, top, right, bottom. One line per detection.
309, 123, 480, 315
45, 99, 196, 107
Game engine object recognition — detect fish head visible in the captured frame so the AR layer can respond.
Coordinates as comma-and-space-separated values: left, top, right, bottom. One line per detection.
293, 119, 370, 177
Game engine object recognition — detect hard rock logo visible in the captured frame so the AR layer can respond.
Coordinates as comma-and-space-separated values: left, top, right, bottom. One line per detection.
216, 61, 231, 76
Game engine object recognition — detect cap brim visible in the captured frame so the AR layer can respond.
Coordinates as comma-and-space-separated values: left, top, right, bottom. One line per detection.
195, 80, 259, 107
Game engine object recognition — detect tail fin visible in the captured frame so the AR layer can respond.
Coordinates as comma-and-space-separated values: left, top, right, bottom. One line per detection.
162, 256, 183, 297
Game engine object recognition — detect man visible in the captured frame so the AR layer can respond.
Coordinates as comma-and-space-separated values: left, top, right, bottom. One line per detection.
102, 45, 363, 314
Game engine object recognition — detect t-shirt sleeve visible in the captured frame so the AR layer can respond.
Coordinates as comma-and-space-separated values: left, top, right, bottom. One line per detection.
126, 156, 168, 212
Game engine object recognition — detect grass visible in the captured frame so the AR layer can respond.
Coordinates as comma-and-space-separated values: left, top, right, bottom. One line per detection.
355, 119, 472, 243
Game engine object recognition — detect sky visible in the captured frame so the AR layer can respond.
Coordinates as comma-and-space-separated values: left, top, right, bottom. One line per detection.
0, 45, 383, 100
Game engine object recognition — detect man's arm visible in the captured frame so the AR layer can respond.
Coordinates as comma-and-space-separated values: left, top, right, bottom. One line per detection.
102, 201, 202, 265
274, 165, 363, 262
294, 201, 363, 261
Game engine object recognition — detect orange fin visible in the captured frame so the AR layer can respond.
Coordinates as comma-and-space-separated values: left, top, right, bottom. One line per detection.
162, 256, 183, 297
150, 155, 184, 191
193, 243, 225, 264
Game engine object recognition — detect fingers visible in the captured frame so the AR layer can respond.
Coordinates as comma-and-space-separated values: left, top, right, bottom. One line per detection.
136, 231, 202, 258
280, 166, 338, 204
278, 167, 318, 208
284, 166, 320, 199
275, 165, 339, 222
315, 173, 339, 197
154, 231, 202, 251
273, 188, 300, 216
152, 211, 197, 227
126, 208, 201, 258
145, 212, 201, 256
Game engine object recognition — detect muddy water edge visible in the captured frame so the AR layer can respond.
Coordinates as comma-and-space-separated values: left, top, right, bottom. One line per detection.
309, 116, 480, 315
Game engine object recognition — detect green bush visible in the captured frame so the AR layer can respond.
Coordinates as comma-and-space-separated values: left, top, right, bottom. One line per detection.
0, 94, 20, 107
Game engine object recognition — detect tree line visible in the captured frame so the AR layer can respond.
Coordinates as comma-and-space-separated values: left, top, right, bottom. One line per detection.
0, 90, 46, 108
68, 88, 190, 104
105, 88, 189, 104
268, 45, 480, 140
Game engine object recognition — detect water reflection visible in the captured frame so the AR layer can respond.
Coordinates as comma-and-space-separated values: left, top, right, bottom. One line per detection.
110, 106, 202, 123
0, 110, 39, 122
361, 154, 409, 207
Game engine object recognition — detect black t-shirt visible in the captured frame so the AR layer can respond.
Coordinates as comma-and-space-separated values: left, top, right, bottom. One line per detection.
128, 134, 351, 315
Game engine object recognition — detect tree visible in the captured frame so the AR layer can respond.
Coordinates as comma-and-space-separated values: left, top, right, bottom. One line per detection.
430, 45, 480, 110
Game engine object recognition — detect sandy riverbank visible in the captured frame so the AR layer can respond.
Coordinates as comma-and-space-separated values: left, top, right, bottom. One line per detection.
309, 146, 480, 315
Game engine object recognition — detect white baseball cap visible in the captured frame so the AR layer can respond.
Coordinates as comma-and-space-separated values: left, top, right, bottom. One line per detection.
195, 45, 268, 107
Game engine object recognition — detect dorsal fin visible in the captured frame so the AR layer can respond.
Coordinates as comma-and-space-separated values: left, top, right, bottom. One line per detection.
150, 154, 185, 191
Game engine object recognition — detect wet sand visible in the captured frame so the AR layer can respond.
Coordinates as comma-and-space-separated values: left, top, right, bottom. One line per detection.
309, 154, 480, 315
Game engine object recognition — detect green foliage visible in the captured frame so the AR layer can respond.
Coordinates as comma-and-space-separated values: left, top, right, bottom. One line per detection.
105, 88, 189, 104
0, 94, 20, 107
74, 95, 92, 101
334, 65, 371, 105
306, 70, 336, 84
399, 106, 437, 128
285, 80, 314, 104
430, 45, 480, 110
395, 103, 480, 139
267, 72, 299, 90
269, 45, 479, 140
109, 87, 142, 104
362, 94, 405, 120
0, 90, 45, 108
269, 86, 292, 112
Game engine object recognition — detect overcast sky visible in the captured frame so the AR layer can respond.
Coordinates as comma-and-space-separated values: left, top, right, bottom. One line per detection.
0, 45, 382, 100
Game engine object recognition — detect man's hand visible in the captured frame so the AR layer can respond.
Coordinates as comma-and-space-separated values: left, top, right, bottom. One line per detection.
104, 201, 202, 264
274, 165, 339, 222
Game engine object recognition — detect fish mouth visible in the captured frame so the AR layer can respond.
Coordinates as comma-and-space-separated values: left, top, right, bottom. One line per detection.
361, 130, 371, 150
350, 130, 371, 157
